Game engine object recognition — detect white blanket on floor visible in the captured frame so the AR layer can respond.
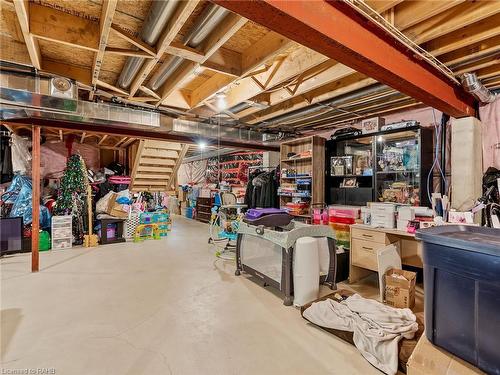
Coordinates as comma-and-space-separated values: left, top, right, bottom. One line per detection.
303, 294, 418, 375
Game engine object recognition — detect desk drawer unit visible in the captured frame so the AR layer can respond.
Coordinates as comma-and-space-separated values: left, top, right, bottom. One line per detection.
351, 238, 387, 271
351, 227, 387, 244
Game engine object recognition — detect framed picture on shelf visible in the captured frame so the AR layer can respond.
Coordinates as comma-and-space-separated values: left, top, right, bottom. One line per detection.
341, 177, 357, 188
331, 156, 353, 176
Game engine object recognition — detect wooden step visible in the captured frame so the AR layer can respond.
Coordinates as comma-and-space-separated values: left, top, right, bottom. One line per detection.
135, 173, 172, 179
139, 158, 176, 166
144, 140, 183, 151
136, 166, 173, 173
141, 149, 179, 158
132, 179, 170, 186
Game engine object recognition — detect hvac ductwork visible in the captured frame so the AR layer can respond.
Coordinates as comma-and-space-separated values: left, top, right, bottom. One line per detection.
0, 72, 279, 149
461, 73, 497, 104
117, 1, 180, 89
148, 4, 229, 91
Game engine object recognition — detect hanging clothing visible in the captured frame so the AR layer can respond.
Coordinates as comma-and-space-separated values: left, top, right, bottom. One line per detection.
244, 170, 278, 209
1, 132, 13, 183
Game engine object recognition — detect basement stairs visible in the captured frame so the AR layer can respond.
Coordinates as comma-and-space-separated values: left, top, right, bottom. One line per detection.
130, 140, 189, 192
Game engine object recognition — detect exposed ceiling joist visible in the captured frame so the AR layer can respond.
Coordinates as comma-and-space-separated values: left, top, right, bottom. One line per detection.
424, 14, 500, 57
393, 0, 464, 30
365, 0, 404, 14
213, 0, 475, 117
110, 24, 156, 57
404, 1, 500, 45
128, 0, 201, 98
92, 0, 117, 85
13, 0, 41, 69
245, 74, 377, 125
157, 13, 248, 106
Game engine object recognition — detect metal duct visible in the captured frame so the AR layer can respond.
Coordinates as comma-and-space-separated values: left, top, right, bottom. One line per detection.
117, 1, 179, 89
0, 72, 280, 148
229, 102, 251, 113
148, 4, 229, 91
461, 73, 497, 104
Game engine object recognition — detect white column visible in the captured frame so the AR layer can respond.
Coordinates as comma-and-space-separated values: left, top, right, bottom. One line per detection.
451, 117, 483, 222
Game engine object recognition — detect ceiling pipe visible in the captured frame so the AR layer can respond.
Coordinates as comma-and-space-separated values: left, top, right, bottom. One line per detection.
148, 4, 230, 91
117, 1, 180, 89
460, 72, 497, 104
256, 84, 386, 128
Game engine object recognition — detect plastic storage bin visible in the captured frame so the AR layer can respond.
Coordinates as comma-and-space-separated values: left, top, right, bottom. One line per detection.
416, 225, 500, 375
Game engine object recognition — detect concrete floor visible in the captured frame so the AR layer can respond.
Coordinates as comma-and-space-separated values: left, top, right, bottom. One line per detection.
1, 216, 382, 375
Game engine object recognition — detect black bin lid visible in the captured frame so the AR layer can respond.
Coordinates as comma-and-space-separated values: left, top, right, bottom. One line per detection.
416, 225, 500, 256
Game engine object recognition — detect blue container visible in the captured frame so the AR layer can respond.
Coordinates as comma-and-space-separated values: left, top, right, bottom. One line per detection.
185, 207, 193, 219
416, 225, 500, 375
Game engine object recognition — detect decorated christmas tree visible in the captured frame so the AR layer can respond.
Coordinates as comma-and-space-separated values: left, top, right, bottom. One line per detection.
54, 154, 88, 244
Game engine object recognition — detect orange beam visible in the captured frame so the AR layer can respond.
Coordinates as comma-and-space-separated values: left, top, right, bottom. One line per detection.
31, 125, 40, 272
212, 0, 476, 118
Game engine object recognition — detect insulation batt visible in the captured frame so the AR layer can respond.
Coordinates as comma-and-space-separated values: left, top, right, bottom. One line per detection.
303, 294, 418, 375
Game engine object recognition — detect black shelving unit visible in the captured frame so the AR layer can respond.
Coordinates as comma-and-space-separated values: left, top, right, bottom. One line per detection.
325, 126, 433, 207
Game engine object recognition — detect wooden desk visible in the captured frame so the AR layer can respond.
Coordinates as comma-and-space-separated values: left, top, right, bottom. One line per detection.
349, 224, 423, 283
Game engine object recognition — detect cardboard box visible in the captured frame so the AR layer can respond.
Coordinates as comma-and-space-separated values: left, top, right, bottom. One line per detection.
106, 193, 129, 219
407, 335, 485, 375
384, 268, 416, 308
361, 116, 384, 134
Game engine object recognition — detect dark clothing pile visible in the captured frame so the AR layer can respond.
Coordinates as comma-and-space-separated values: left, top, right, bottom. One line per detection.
244, 170, 279, 209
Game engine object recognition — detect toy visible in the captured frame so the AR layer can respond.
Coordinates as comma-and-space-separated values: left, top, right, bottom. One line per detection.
133, 223, 161, 242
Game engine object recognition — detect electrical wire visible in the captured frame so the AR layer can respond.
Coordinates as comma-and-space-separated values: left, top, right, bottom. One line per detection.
427, 109, 447, 204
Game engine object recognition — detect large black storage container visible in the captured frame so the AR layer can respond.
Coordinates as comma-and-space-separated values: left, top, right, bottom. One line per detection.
416, 225, 500, 375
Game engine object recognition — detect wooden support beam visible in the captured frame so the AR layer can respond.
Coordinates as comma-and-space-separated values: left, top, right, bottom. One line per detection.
114, 137, 128, 147
440, 35, 500, 67
80, 132, 87, 144
13, 0, 41, 69
243, 73, 376, 125
110, 24, 156, 57
92, 0, 117, 85
128, 0, 200, 98
477, 64, 500, 80
214, 0, 475, 117
98, 134, 108, 145
158, 14, 247, 107
365, 0, 404, 13
404, 1, 500, 45
105, 48, 155, 58
96, 80, 129, 96
31, 125, 40, 272
393, 0, 464, 30
121, 138, 136, 147
203, 44, 328, 111
454, 56, 500, 76
139, 86, 161, 100
202, 48, 242, 77
158, 60, 197, 104
59, 129, 63, 141
29, 2, 99, 51
423, 14, 500, 57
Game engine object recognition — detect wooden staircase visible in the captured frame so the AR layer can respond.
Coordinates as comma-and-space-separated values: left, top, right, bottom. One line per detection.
130, 140, 189, 192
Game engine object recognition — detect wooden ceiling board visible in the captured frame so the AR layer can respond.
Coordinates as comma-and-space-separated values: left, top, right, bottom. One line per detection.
100, 53, 127, 85
106, 31, 137, 49
223, 21, 270, 53
0, 35, 31, 65
32, 0, 102, 21
0, 5, 24, 42
38, 39, 94, 67
180, 68, 214, 91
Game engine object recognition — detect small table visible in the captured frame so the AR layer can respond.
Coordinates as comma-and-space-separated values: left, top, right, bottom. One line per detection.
349, 224, 422, 283
98, 218, 126, 245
